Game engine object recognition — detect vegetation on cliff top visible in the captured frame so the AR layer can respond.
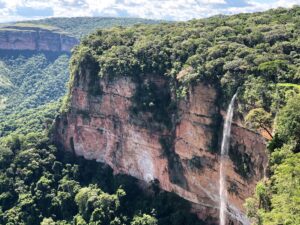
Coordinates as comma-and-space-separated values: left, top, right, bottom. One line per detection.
69, 6, 300, 95
65, 6, 300, 224
0, 23, 65, 33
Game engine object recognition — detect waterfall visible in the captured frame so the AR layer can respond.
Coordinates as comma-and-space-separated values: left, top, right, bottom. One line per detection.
219, 92, 238, 225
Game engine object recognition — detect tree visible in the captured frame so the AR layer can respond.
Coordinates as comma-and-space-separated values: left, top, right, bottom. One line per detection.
258, 60, 288, 82
241, 76, 275, 111
131, 214, 158, 225
255, 181, 271, 210
73, 214, 87, 225
245, 108, 273, 138
275, 95, 300, 148
244, 197, 261, 225
0, 145, 13, 169
41, 218, 56, 225
75, 187, 98, 220
262, 154, 300, 225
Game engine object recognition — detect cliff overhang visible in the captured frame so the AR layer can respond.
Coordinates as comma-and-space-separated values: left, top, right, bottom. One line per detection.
53, 67, 268, 224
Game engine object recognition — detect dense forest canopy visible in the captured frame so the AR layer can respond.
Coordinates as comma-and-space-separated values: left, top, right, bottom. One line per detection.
68, 6, 300, 108
0, 53, 69, 117
0, 133, 204, 225
0, 6, 299, 225
0, 52, 69, 142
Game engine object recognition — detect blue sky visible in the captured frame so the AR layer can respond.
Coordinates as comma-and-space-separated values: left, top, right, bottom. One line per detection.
0, 0, 299, 22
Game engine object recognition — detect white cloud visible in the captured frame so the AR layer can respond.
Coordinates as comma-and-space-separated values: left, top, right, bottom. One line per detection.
0, 0, 299, 23
274, 0, 300, 7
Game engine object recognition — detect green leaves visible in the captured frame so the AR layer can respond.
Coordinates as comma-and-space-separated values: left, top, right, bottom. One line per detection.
131, 214, 158, 225
262, 154, 300, 225
275, 95, 300, 146
246, 93, 300, 224
245, 108, 273, 137
0, 131, 205, 225
258, 60, 288, 81
98, 46, 139, 78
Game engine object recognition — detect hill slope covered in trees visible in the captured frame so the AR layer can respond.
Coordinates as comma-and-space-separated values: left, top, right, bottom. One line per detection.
0, 7, 299, 225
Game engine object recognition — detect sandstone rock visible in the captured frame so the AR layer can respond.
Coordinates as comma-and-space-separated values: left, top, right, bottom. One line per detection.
0, 25, 78, 52
54, 69, 268, 224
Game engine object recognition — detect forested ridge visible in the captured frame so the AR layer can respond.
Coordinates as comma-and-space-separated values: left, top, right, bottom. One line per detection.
0, 6, 299, 225
25, 17, 162, 39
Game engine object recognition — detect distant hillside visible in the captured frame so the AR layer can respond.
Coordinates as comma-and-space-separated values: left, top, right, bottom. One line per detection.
0, 53, 69, 115
0, 17, 162, 138
24, 17, 162, 39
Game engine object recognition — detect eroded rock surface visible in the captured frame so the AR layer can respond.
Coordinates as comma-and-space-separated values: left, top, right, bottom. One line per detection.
0, 26, 78, 52
54, 68, 268, 224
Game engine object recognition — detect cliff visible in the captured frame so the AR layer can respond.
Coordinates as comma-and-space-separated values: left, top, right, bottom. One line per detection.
54, 68, 268, 224
0, 24, 78, 52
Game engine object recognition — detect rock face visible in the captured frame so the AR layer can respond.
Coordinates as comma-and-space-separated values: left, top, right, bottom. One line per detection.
0, 26, 78, 52
54, 68, 268, 224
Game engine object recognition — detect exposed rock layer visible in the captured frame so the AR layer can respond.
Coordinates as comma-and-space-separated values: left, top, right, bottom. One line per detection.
54, 69, 268, 224
0, 26, 78, 52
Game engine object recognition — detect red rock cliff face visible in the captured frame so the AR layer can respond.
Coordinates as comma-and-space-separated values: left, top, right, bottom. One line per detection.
54, 68, 268, 224
0, 26, 78, 52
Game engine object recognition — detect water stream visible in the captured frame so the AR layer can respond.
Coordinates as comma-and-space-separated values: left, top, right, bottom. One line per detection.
219, 92, 238, 225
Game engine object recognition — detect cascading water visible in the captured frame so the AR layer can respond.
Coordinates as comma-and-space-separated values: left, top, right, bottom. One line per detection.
219, 92, 238, 225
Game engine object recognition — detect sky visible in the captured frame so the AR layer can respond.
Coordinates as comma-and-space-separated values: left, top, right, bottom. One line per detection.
0, 0, 299, 23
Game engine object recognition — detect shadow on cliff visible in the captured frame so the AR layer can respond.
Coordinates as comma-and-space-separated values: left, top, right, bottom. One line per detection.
55, 148, 209, 225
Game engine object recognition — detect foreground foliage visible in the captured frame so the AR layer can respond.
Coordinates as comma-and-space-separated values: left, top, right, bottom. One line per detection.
0, 133, 204, 225
245, 95, 300, 225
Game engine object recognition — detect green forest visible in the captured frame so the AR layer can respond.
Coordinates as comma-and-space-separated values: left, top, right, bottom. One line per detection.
0, 133, 203, 225
0, 6, 299, 225
0, 53, 69, 116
